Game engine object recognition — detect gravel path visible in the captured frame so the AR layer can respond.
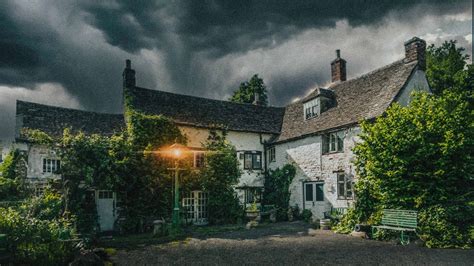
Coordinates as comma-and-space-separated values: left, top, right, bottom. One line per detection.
111, 221, 473, 265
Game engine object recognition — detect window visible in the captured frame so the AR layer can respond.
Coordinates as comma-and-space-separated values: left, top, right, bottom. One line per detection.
245, 188, 261, 204
303, 98, 319, 120
98, 190, 114, 199
322, 131, 344, 153
194, 152, 205, 168
42, 158, 60, 173
268, 146, 276, 162
243, 151, 262, 170
337, 173, 353, 199
305, 182, 324, 202
305, 183, 313, 201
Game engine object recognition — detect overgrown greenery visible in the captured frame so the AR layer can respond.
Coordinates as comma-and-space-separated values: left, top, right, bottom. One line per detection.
0, 149, 28, 200
335, 90, 473, 248
0, 189, 76, 264
229, 74, 268, 106
263, 164, 296, 221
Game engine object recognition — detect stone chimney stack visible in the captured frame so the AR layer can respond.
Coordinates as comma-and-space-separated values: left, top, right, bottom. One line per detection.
404, 37, 426, 70
331, 49, 346, 83
122, 59, 136, 88
253, 92, 262, 106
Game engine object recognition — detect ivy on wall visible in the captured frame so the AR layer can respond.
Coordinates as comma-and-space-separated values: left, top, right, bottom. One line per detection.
264, 164, 296, 221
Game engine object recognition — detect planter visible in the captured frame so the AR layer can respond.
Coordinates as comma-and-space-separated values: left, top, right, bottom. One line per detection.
246, 210, 260, 229
320, 219, 331, 230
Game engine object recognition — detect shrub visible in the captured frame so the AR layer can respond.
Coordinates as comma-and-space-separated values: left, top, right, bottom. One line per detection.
301, 209, 313, 223
263, 164, 296, 221
0, 206, 76, 264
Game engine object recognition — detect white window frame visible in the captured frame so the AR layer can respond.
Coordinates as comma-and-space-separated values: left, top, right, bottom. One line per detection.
303, 98, 319, 120
42, 158, 60, 173
323, 130, 345, 154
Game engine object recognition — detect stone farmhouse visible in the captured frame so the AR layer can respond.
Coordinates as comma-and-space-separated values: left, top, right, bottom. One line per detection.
11, 37, 430, 231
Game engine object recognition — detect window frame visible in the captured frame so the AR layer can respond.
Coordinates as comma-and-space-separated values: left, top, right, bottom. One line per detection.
337, 173, 353, 200
42, 158, 61, 174
303, 98, 319, 120
193, 151, 205, 168
268, 146, 276, 162
243, 151, 262, 170
322, 130, 345, 154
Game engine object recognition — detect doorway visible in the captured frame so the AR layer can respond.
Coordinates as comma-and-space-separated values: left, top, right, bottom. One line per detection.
303, 182, 326, 220
96, 190, 116, 232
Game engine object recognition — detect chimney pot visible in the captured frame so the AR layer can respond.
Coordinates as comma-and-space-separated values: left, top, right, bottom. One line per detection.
331, 49, 346, 83
126, 59, 131, 69
404, 37, 426, 70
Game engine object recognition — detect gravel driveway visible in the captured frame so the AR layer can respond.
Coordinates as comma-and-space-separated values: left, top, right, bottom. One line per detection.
111, 221, 473, 265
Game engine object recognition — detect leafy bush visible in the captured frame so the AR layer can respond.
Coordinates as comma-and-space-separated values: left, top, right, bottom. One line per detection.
263, 164, 296, 221
0, 191, 76, 265
201, 130, 243, 224
301, 209, 313, 223
336, 90, 473, 248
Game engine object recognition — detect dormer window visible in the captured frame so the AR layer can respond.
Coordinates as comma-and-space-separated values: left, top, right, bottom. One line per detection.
303, 98, 319, 120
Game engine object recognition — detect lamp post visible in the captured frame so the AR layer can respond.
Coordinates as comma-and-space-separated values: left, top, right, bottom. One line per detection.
166, 143, 189, 229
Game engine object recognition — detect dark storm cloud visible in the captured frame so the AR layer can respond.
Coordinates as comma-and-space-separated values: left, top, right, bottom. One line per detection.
83, 0, 467, 55
0, 0, 471, 140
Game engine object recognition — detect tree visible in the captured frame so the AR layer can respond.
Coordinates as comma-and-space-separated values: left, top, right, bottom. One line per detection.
426, 40, 471, 94
336, 90, 473, 248
229, 74, 268, 106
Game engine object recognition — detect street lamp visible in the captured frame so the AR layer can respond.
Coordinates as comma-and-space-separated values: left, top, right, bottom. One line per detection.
164, 143, 189, 229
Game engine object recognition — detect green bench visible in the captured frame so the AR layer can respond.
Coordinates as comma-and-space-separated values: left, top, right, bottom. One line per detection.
372, 209, 418, 245
324, 207, 347, 220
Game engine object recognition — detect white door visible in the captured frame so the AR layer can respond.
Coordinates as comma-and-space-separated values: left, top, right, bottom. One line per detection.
96, 190, 116, 231
182, 191, 208, 225
303, 182, 326, 219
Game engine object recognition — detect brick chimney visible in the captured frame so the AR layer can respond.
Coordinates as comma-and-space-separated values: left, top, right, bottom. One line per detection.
331, 49, 346, 83
404, 37, 426, 70
122, 59, 136, 88
253, 92, 263, 106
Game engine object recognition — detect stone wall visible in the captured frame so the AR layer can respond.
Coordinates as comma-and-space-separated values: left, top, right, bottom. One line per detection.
269, 126, 361, 219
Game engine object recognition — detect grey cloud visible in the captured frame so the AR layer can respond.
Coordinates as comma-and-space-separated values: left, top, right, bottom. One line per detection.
0, 0, 471, 141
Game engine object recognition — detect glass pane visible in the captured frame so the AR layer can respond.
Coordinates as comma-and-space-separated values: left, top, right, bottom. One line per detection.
43, 159, 46, 173
338, 183, 345, 198
346, 181, 353, 198
330, 134, 336, 151
337, 131, 344, 152
305, 184, 313, 201
322, 135, 329, 153
337, 173, 345, 182
253, 154, 261, 169
57, 160, 61, 171
316, 184, 324, 201
244, 154, 252, 169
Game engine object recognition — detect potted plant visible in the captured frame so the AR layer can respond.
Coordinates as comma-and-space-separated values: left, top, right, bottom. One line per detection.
245, 200, 260, 228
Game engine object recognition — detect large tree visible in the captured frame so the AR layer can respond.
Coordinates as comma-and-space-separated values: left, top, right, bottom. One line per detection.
229, 74, 268, 106
426, 40, 472, 94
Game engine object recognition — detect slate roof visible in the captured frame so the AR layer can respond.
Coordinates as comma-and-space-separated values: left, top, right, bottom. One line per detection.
126, 87, 285, 134
16, 100, 124, 139
275, 60, 419, 143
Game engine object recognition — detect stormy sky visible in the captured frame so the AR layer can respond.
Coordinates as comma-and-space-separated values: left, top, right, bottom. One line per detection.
0, 0, 472, 141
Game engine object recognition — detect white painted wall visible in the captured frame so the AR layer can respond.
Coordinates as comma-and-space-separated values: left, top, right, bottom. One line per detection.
396, 69, 431, 106
269, 127, 361, 220
24, 144, 61, 183
179, 125, 273, 204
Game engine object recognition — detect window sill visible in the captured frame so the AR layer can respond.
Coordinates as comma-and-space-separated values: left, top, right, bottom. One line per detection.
322, 151, 344, 155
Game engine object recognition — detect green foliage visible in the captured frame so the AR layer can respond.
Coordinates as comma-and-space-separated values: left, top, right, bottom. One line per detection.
0, 190, 75, 265
301, 209, 313, 223
229, 74, 268, 106
337, 90, 473, 248
263, 164, 296, 221
0, 149, 28, 200
20, 128, 54, 144
426, 40, 472, 94
200, 130, 243, 224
